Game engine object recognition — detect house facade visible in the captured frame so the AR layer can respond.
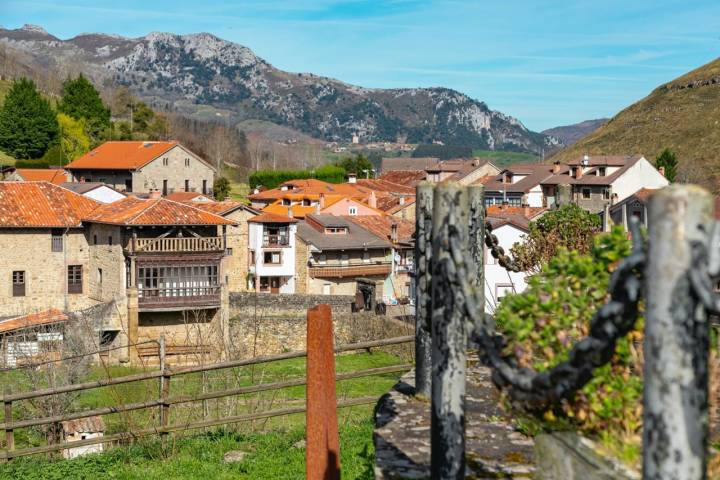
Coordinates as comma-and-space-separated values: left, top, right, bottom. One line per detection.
65, 141, 216, 195
247, 212, 299, 294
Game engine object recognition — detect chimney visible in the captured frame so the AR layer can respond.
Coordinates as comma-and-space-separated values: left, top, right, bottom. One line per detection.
319, 193, 326, 209
391, 222, 398, 244
288, 205, 294, 218
582, 154, 590, 166
658, 166, 666, 177
315, 202, 321, 214
524, 205, 530, 218
148, 189, 161, 199
369, 191, 377, 209
399, 195, 405, 206
576, 166, 583, 179
347, 172, 357, 184
553, 161, 561, 174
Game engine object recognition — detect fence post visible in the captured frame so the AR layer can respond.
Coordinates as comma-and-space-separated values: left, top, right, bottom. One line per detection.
159, 336, 170, 449
306, 304, 340, 480
3, 387, 12, 456
644, 184, 713, 479
430, 183, 469, 479
467, 185, 486, 337
414, 182, 434, 399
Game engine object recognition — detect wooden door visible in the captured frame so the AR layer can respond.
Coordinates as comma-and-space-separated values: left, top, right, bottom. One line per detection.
270, 277, 280, 294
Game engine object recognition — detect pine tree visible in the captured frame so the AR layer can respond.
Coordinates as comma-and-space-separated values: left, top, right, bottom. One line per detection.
0, 78, 58, 159
57, 74, 110, 143
655, 148, 678, 182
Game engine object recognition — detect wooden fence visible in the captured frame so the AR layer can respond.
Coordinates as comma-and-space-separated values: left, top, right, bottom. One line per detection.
0, 335, 413, 460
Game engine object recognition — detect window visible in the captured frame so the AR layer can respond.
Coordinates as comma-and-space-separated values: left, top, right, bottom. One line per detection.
163, 180, 168, 196
97, 268, 103, 289
202, 180, 207, 195
263, 225, 289, 246
323, 283, 331, 295
318, 254, 327, 265
348, 206, 357, 215
263, 251, 282, 264
250, 250, 256, 264
184, 179, 190, 192
303, 199, 311, 206
98, 178, 106, 184
582, 188, 591, 199
603, 188, 610, 200
12, 271, 25, 297
282, 199, 291, 206
598, 167, 606, 176
108, 236, 113, 246
184, 158, 190, 167
124, 179, 132, 192
362, 252, 370, 263
571, 167, 578, 178
93, 234, 98, 245
226, 247, 233, 256
68, 265, 83, 294
340, 253, 349, 265
495, 284, 515, 304
51, 229, 63, 252
162, 157, 169, 166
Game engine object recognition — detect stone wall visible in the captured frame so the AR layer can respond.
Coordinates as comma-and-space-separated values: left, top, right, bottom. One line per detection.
222, 208, 253, 293
133, 145, 215, 194
229, 292, 354, 318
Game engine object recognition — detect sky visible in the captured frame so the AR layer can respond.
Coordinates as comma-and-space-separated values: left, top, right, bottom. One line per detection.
1, 0, 719, 131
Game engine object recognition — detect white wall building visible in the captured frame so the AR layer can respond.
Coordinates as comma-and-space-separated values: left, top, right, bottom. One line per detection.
247, 212, 298, 294
484, 221, 531, 314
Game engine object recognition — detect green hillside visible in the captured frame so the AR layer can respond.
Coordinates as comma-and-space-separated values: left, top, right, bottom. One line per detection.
550, 58, 720, 191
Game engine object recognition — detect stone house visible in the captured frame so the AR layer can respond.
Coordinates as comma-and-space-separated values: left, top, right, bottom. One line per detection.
0, 182, 234, 365
61, 416, 106, 459
540, 155, 669, 213
3, 168, 70, 184
295, 215, 392, 301
65, 141, 216, 195
192, 200, 260, 293
247, 212, 299, 294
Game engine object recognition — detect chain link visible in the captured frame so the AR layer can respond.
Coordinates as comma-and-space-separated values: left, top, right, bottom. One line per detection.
454, 217, 646, 410
484, 219, 523, 273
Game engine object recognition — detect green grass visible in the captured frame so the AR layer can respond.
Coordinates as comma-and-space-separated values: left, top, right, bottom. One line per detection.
472, 149, 540, 168
0, 418, 377, 479
227, 181, 250, 202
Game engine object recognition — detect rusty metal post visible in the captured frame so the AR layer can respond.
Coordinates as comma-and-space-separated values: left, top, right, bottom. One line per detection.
644, 185, 713, 479
430, 183, 469, 479
414, 182, 434, 399
306, 304, 340, 480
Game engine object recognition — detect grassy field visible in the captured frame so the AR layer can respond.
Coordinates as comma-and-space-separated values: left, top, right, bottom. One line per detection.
1, 349, 405, 477
472, 149, 540, 168
0, 419, 377, 480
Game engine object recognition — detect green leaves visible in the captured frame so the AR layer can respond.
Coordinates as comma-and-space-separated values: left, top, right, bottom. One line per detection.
655, 148, 678, 183
0, 78, 58, 159
58, 74, 111, 144
214, 177, 231, 201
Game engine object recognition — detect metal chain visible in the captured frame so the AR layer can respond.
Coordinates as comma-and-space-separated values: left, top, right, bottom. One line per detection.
452, 217, 646, 410
484, 219, 523, 273
688, 222, 720, 316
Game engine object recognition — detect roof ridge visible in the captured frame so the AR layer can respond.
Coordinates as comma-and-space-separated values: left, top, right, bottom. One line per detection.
161, 196, 231, 223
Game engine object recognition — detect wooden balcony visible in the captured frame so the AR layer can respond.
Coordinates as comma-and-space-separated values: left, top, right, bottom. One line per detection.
127, 236, 225, 254
137, 286, 221, 311
309, 263, 392, 278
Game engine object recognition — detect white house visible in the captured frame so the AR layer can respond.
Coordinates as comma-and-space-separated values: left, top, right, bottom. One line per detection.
247, 212, 298, 294
60, 182, 126, 204
484, 206, 546, 314
482, 164, 562, 208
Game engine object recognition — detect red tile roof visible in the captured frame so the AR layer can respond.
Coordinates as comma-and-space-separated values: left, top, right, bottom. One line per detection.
248, 212, 298, 224
66, 141, 179, 171
14, 168, 68, 184
83, 196, 234, 226
190, 200, 255, 216
345, 215, 415, 246
486, 205, 547, 231
377, 170, 427, 186
248, 179, 375, 201
165, 191, 209, 202
356, 178, 415, 195
0, 309, 69, 334
0, 182, 101, 228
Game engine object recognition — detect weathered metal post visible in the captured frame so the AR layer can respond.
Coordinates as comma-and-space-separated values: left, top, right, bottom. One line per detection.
430, 183, 469, 479
414, 182, 434, 398
644, 184, 713, 479
467, 185, 486, 337
159, 335, 170, 449
306, 304, 340, 480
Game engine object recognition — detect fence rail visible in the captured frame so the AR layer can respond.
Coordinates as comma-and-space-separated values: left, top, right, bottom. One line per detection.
129, 236, 225, 253
0, 335, 413, 460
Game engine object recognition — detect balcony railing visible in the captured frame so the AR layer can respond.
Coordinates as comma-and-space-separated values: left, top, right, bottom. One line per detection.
262, 234, 289, 247
128, 236, 225, 253
309, 263, 392, 278
137, 286, 221, 311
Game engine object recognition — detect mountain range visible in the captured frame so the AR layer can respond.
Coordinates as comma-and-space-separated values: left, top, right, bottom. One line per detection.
0, 24, 561, 154
541, 119, 607, 146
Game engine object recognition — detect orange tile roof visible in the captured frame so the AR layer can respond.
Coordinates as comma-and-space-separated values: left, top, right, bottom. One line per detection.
377, 170, 427, 186
66, 141, 179, 171
165, 191, 209, 202
14, 168, 68, 184
248, 179, 374, 201
190, 200, 255, 216
0, 182, 101, 228
385, 198, 416, 214
356, 178, 415, 195
486, 205, 546, 219
83, 196, 234, 226
345, 215, 415, 246
262, 195, 345, 218
248, 212, 298, 224
0, 309, 69, 334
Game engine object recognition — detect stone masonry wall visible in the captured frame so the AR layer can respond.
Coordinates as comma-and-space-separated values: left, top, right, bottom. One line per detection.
229, 292, 353, 318
134, 145, 215, 194
222, 208, 253, 293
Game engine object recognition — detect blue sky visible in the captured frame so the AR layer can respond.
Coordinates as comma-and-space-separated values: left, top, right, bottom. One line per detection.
2, 0, 719, 131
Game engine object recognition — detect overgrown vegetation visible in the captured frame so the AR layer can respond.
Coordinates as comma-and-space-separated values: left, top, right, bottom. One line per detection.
0, 78, 58, 159
412, 144, 473, 159
510, 204, 601, 272
654, 148, 678, 183
496, 226, 643, 465
249, 164, 346, 189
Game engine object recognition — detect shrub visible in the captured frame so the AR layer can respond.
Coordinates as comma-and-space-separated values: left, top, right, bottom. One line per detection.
249, 165, 346, 189
495, 226, 643, 435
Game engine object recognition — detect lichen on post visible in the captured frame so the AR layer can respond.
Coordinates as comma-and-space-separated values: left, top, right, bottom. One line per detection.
414, 182, 434, 399
644, 184, 713, 480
